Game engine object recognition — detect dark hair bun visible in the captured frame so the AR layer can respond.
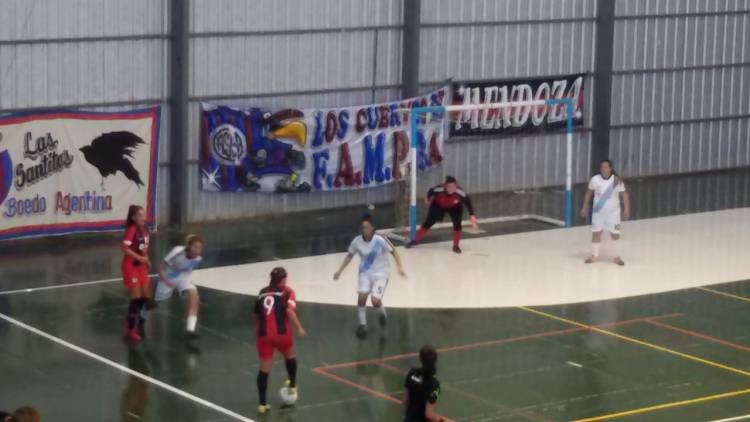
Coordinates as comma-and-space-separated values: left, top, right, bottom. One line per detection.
270, 267, 287, 285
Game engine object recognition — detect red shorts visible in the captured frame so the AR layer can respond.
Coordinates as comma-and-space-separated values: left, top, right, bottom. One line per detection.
122, 263, 149, 289
256, 335, 293, 361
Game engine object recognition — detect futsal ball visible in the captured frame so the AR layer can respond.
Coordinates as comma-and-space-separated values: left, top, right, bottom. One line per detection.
279, 386, 298, 405
367, 203, 375, 210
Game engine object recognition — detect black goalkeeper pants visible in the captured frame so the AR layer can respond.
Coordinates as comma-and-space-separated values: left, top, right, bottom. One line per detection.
422, 203, 463, 232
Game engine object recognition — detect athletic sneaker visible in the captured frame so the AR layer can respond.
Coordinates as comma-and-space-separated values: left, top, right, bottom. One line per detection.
405, 240, 418, 248
452, 245, 462, 254
285, 379, 297, 396
257, 404, 271, 414
584, 256, 599, 264
613, 257, 625, 266
126, 328, 142, 343
186, 331, 200, 341
356, 324, 368, 339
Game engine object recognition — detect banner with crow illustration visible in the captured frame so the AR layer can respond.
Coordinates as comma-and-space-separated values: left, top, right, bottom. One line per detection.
200, 87, 448, 193
0, 107, 160, 240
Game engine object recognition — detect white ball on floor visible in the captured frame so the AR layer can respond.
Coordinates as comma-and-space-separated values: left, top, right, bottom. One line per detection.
279, 386, 298, 405
367, 203, 375, 210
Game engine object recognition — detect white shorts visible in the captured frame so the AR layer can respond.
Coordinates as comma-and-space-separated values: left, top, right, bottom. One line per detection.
154, 278, 196, 301
592, 209, 621, 234
358, 273, 389, 300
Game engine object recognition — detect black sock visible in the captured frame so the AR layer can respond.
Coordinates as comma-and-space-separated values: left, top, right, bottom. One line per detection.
285, 358, 298, 388
257, 371, 269, 405
127, 299, 140, 330
135, 298, 147, 326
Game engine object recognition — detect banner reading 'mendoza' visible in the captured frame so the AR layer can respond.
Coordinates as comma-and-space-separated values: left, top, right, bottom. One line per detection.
200, 87, 447, 193
450, 74, 585, 137
0, 108, 160, 240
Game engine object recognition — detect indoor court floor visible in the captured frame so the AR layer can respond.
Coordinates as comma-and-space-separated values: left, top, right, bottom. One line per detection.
1, 169, 750, 422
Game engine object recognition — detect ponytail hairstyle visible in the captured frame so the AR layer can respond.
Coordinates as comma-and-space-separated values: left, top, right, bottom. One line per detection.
270, 267, 287, 288
125, 205, 144, 227
419, 345, 438, 378
185, 234, 203, 248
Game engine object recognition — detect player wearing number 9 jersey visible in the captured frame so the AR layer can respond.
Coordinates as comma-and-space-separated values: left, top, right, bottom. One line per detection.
254, 267, 307, 415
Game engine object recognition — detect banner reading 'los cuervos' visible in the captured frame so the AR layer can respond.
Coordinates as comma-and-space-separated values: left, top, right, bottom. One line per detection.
200, 87, 448, 193
0, 108, 160, 240
450, 74, 585, 137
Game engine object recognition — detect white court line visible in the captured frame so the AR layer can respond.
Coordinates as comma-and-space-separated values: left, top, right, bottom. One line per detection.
0, 312, 256, 422
379, 214, 565, 237
0, 274, 157, 296
708, 416, 750, 422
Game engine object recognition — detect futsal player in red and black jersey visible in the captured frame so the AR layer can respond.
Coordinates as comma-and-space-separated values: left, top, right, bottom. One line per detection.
121, 205, 152, 343
406, 176, 478, 253
254, 267, 307, 414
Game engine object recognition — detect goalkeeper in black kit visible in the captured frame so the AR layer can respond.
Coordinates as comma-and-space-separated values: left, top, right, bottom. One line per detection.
406, 176, 478, 254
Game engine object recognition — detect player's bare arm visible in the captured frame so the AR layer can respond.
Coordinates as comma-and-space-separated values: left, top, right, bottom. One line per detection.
391, 248, 407, 278
621, 190, 631, 220
121, 242, 148, 265
286, 308, 307, 337
157, 262, 176, 287
580, 189, 593, 218
333, 254, 354, 280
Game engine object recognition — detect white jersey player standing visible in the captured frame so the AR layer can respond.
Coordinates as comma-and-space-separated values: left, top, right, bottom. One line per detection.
155, 234, 204, 338
334, 215, 406, 338
580, 160, 631, 265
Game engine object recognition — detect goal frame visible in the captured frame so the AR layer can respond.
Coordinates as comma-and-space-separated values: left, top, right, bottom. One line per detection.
408, 98, 575, 241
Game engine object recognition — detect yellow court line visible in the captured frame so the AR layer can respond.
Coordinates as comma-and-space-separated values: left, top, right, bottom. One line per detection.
572, 388, 750, 422
517, 306, 750, 378
698, 286, 750, 304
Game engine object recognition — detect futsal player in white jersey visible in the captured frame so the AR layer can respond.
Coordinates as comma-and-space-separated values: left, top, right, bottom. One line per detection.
155, 234, 204, 337
580, 160, 631, 265
334, 215, 406, 338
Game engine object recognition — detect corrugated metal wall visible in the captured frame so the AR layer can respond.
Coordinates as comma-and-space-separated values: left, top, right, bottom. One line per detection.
2, 0, 748, 224
0, 0, 172, 223
417, 0, 597, 194
186, 0, 404, 221
610, 0, 750, 178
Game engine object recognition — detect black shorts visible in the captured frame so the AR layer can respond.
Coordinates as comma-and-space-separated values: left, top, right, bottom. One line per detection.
422, 203, 463, 231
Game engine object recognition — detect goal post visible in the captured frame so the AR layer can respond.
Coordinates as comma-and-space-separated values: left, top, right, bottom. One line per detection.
408, 98, 576, 241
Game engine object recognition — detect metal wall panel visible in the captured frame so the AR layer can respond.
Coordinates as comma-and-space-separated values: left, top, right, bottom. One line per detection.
420, 0, 596, 23
0, 40, 168, 109
190, 32, 379, 98
0, 0, 167, 40
610, 5, 750, 178
190, 0, 402, 32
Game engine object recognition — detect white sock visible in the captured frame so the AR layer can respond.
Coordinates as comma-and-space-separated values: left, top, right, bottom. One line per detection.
357, 307, 367, 326
592, 243, 601, 257
378, 305, 387, 317
187, 315, 197, 332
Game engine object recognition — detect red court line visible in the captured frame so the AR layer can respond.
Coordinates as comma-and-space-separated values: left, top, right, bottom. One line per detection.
316, 313, 682, 371
312, 367, 402, 405
645, 318, 750, 353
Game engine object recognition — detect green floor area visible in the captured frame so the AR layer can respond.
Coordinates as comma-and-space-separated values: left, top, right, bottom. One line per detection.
1, 168, 750, 421
1, 279, 749, 421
